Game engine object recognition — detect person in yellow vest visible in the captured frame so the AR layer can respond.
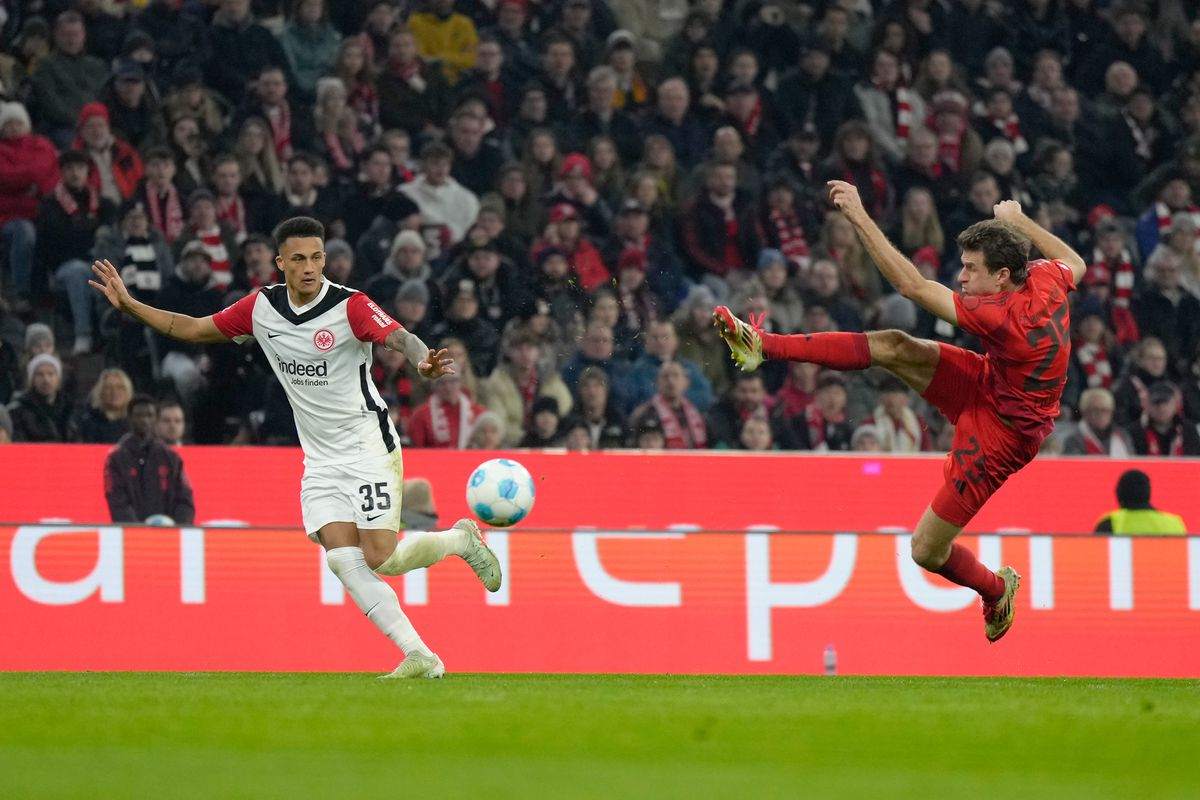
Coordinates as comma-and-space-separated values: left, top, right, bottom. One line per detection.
1094, 469, 1188, 535
408, 0, 479, 86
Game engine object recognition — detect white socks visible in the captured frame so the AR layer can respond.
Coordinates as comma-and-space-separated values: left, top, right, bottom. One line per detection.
373, 528, 469, 577
326, 546, 430, 656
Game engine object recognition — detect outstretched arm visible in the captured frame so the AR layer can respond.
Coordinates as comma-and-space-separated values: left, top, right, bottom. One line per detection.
89, 260, 228, 344
993, 200, 1087, 285
826, 181, 957, 326
382, 328, 455, 380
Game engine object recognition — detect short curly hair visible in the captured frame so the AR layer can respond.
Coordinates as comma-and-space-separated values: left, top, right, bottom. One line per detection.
956, 220, 1030, 283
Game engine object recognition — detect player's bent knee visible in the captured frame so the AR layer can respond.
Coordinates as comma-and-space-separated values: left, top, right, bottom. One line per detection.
910, 535, 948, 571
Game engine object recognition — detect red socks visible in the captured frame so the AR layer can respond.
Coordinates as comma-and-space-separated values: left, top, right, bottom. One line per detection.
759, 331, 871, 370
935, 543, 1005, 602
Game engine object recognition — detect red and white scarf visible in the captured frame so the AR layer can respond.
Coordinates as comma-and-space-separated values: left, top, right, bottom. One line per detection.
518, 371, 538, 427
936, 128, 964, 173
891, 85, 915, 143
1077, 421, 1131, 457
1073, 340, 1113, 388
53, 182, 99, 217
992, 113, 1028, 155
216, 194, 247, 239
652, 395, 706, 449
1141, 419, 1184, 457
196, 226, 232, 286
429, 392, 476, 448
1155, 202, 1200, 255
266, 103, 294, 160
1090, 248, 1136, 309
324, 130, 365, 172
146, 183, 184, 244
770, 208, 811, 269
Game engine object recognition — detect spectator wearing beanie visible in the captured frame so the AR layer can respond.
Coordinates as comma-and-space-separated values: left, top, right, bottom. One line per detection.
37, 149, 117, 355
29, 11, 110, 147
8, 353, 76, 442
74, 102, 145, 204
0, 101, 59, 306
543, 151, 612, 238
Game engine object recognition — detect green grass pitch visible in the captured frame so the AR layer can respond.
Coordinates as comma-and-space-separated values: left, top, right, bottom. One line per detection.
1, 673, 1197, 799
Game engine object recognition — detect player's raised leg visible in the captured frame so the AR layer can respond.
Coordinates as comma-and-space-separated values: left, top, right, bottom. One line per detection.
360, 520, 502, 591
713, 308, 941, 393
319, 522, 445, 678
911, 507, 1020, 643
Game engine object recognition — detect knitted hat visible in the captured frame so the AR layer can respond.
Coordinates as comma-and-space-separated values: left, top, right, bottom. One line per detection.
24, 322, 54, 352
559, 152, 593, 181
26, 352, 63, 382
77, 102, 110, 129
0, 102, 32, 132
396, 279, 430, 305
549, 203, 579, 223
391, 229, 427, 255
757, 248, 786, 270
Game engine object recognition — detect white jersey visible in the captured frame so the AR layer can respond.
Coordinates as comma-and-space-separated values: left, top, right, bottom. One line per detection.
212, 280, 402, 467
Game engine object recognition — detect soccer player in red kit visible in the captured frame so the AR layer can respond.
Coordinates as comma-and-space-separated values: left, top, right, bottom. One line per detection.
715, 184, 1085, 642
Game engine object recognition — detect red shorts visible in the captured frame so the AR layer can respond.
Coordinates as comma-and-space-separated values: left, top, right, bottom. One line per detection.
920, 344, 1041, 527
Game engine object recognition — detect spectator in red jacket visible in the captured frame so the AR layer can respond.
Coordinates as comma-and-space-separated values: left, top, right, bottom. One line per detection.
408, 373, 486, 448
532, 203, 609, 291
0, 102, 59, 307
104, 394, 196, 525
74, 102, 144, 204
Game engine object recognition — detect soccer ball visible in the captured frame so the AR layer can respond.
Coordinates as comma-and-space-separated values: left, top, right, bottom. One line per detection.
466, 458, 536, 527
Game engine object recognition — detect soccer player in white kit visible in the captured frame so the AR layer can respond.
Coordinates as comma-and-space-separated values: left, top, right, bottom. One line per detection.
90, 216, 501, 678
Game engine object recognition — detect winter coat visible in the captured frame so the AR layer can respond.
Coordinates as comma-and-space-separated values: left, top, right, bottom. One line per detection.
8, 390, 77, 442
277, 22, 342, 97
479, 365, 574, 447
103, 433, 196, 524
35, 188, 116, 271
0, 134, 59, 225
29, 51, 109, 129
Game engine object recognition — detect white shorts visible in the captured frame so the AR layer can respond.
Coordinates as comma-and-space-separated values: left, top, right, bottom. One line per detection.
301, 451, 404, 541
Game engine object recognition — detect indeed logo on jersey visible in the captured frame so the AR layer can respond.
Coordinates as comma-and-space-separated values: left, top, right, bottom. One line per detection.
274, 354, 330, 387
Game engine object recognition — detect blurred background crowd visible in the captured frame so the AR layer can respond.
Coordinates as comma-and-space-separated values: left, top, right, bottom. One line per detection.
1, 0, 1199, 456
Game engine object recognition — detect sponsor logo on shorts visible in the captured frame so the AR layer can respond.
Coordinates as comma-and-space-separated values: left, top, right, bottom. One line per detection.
313, 328, 335, 351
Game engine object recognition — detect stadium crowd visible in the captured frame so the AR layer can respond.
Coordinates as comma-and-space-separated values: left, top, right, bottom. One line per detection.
1, 0, 1199, 456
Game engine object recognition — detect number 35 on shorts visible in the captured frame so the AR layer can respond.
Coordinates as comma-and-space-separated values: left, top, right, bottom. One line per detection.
358, 482, 393, 513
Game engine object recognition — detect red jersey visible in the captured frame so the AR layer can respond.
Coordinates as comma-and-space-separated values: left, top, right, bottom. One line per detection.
952, 259, 1076, 441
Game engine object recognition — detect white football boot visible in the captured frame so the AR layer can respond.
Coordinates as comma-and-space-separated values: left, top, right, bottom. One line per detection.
380, 651, 446, 679
453, 518, 503, 593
